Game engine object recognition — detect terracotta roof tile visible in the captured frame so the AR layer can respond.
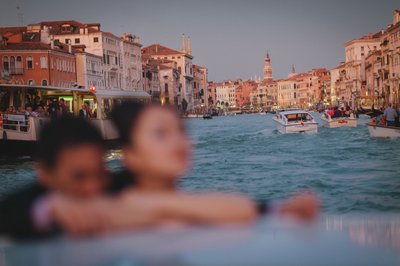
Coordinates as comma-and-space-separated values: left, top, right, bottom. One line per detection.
142, 44, 182, 56
0, 41, 72, 54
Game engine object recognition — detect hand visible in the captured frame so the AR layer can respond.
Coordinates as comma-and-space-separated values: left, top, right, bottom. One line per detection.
279, 193, 320, 221
50, 194, 110, 236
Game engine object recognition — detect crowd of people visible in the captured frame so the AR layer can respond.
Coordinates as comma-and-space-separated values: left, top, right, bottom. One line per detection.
1, 96, 96, 127
2, 96, 70, 119
0, 101, 319, 241
325, 106, 354, 119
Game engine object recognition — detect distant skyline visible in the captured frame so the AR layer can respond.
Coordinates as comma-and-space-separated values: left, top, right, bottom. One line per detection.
0, 0, 398, 81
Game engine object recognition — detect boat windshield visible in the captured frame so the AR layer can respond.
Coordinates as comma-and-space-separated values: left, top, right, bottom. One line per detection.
285, 113, 313, 123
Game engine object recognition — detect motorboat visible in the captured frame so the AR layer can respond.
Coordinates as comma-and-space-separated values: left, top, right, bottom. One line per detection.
272, 109, 318, 134
203, 113, 212, 120
367, 120, 400, 138
321, 112, 357, 128
187, 113, 201, 118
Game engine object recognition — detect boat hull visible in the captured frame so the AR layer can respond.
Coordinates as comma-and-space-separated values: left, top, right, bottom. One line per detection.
367, 123, 400, 138
273, 119, 318, 134
0, 117, 120, 155
321, 117, 358, 128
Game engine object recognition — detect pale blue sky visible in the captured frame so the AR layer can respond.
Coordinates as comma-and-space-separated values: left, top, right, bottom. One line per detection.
0, 0, 398, 81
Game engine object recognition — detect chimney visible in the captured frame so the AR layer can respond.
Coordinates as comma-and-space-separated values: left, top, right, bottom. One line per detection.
187, 36, 191, 55
181, 34, 186, 54
50, 39, 55, 49
40, 26, 51, 44
68, 44, 72, 54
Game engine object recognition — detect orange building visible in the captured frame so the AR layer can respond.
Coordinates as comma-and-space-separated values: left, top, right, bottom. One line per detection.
0, 38, 76, 87
240, 80, 258, 107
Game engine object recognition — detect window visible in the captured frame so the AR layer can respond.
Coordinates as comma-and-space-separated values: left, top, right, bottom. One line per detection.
65, 39, 71, 44
16, 56, 22, 69
42, 80, 48, 86
3, 56, 9, 70
28, 80, 34, 85
27, 56, 33, 69
75, 38, 80, 44
94, 37, 99, 43
165, 83, 169, 93
40, 56, 47, 69
10, 56, 15, 70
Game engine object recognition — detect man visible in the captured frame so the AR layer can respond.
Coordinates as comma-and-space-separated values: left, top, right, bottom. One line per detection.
384, 103, 398, 127
0, 117, 109, 239
59, 98, 69, 116
32, 96, 43, 111
48, 99, 60, 120
79, 102, 91, 119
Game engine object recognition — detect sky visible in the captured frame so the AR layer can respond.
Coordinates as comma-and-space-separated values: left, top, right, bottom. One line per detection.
0, 0, 398, 81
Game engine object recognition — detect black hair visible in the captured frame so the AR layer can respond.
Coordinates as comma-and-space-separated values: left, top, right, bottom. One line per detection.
111, 101, 149, 147
36, 116, 104, 169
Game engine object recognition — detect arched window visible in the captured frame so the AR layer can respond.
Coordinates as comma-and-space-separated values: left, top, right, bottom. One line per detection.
3, 56, 9, 70
27, 56, 33, 69
28, 80, 34, 85
10, 56, 15, 70
42, 80, 48, 86
16, 56, 22, 69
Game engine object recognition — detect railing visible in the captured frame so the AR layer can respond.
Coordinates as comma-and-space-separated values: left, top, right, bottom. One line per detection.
8, 68, 24, 75
1, 114, 30, 133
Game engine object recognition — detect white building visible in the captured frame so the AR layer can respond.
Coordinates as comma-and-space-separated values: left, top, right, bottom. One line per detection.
75, 49, 104, 90
40, 20, 142, 91
120, 33, 143, 91
216, 82, 237, 108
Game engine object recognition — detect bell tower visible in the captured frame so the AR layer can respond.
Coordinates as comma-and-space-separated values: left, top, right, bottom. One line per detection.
263, 53, 273, 81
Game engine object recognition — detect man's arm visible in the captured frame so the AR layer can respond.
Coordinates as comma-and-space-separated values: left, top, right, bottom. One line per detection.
118, 192, 258, 225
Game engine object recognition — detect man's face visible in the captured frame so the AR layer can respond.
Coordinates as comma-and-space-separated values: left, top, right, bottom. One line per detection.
38, 144, 107, 198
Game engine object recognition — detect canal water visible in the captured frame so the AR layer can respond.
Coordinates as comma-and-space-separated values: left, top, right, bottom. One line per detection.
0, 113, 399, 214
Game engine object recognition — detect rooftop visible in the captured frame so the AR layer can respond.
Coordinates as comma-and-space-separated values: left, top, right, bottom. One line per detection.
142, 44, 183, 56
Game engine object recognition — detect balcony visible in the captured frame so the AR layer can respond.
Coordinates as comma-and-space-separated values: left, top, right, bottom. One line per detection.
8, 68, 24, 75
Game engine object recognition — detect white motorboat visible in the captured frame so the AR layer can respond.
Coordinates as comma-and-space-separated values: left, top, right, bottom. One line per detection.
367, 122, 400, 138
321, 112, 357, 128
272, 109, 318, 134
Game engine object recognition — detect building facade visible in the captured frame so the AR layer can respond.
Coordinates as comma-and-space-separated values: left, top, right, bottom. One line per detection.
0, 40, 76, 88
142, 38, 195, 111
120, 33, 143, 91
75, 47, 104, 90
40, 20, 142, 91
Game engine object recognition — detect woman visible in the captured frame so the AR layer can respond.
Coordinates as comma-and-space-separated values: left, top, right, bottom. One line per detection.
111, 102, 319, 226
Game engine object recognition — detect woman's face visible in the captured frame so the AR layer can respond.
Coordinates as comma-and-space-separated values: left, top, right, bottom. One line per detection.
123, 106, 191, 182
